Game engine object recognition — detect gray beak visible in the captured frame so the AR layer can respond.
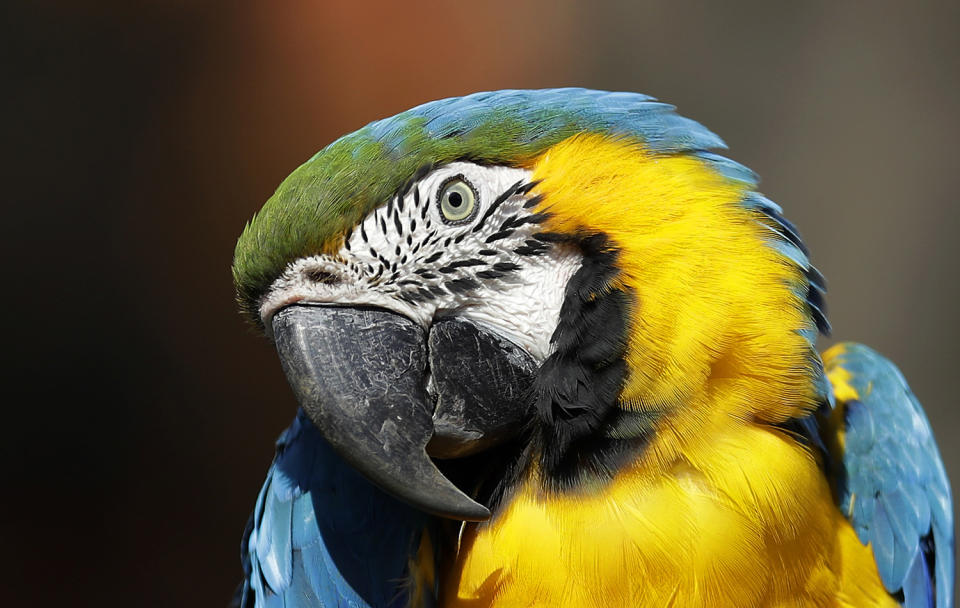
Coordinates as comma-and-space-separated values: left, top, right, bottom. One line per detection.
272, 304, 537, 521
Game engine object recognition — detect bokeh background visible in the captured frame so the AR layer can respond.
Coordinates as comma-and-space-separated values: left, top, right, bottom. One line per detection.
4, 1, 957, 605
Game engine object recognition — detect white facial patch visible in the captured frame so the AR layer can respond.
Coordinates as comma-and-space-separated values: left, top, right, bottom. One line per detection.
260, 162, 582, 362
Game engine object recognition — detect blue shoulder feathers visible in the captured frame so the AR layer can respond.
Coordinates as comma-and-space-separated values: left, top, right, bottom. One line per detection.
826, 343, 954, 608
234, 411, 430, 608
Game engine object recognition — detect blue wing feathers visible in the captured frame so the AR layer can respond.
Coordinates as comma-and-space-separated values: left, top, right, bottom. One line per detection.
827, 343, 954, 608
903, 548, 935, 608
741, 191, 784, 214
258, 487, 294, 592
692, 151, 759, 186
872, 500, 899, 586
238, 411, 429, 608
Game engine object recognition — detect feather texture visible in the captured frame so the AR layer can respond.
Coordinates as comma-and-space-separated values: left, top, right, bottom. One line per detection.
823, 343, 954, 608
235, 411, 430, 608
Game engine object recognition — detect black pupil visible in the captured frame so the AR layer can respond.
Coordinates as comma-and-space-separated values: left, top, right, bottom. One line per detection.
448, 191, 463, 207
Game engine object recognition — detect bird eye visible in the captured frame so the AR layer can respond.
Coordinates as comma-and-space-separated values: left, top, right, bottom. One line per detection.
438, 177, 477, 223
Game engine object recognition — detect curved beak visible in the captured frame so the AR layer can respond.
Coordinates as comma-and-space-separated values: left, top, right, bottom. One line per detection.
272, 304, 494, 521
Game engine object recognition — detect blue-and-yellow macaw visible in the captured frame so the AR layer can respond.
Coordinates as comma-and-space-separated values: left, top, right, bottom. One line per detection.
231, 89, 953, 607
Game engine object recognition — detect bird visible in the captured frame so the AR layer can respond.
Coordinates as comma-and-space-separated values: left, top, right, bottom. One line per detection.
230, 88, 953, 607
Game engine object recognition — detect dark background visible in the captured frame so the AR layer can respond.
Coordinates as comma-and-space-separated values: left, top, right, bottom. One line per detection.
4, 1, 957, 605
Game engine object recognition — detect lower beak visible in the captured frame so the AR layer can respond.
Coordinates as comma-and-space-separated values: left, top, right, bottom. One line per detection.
271, 304, 494, 521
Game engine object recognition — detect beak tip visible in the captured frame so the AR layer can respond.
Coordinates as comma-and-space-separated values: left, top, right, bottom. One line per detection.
471, 505, 493, 521
389, 452, 493, 521
442, 499, 492, 522
462, 507, 493, 522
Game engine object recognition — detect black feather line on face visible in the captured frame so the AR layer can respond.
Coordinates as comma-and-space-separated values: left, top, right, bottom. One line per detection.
523, 194, 546, 209
446, 277, 482, 293
398, 163, 434, 204
476, 270, 504, 280
513, 246, 544, 256
472, 179, 525, 233
531, 231, 566, 242
514, 239, 549, 257
485, 230, 514, 243
499, 215, 519, 231
516, 180, 541, 195
508, 213, 549, 228
439, 259, 486, 272
528, 233, 654, 491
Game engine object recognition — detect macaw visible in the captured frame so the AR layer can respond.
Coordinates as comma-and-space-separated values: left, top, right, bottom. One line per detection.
230, 88, 953, 608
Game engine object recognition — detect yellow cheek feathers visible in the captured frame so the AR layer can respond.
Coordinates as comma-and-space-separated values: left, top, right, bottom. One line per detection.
527, 134, 821, 467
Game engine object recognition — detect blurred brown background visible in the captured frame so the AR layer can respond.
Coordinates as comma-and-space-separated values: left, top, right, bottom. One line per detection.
3, 1, 957, 605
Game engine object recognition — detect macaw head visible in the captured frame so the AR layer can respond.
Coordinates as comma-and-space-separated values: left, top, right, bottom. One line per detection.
233, 89, 829, 521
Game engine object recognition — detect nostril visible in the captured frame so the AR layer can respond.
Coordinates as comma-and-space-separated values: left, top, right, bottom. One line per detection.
303, 268, 341, 285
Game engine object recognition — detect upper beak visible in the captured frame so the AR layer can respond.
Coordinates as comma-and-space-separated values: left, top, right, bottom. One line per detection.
271, 304, 537, 521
